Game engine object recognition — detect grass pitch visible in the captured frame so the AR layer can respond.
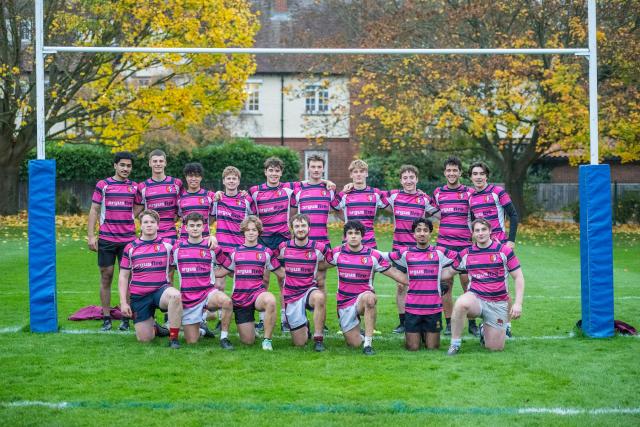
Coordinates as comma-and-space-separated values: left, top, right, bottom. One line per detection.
1, 221, 639, 426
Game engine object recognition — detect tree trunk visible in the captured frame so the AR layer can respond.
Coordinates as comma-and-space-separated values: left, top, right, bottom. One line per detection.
503, 165, 529, 220
0, 161, 22, 215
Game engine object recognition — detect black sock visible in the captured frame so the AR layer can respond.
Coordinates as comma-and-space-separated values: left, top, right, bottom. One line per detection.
102, 316, 110, 322
121, 317, 130, 323
469, 319, 477, 327
446, 317, 451, 326
399, 313, 405, 325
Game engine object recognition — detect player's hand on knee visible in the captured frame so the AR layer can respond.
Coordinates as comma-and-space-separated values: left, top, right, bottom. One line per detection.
121, 303, 132, 318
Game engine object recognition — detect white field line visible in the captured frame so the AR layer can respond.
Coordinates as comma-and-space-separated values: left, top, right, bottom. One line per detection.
517, 407, 640, 415
1, 401, 70, 409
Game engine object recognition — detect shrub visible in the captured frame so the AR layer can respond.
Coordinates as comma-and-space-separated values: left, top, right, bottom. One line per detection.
615, 191, 640, 224
56, 190, 82, 215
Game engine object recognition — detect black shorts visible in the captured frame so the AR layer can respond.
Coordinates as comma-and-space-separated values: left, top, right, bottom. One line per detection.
97, 239, 129, 267
234, 303, 256, 325
130, 286, 169, 324
259, 234, 289, 250
404, 312, 443, 334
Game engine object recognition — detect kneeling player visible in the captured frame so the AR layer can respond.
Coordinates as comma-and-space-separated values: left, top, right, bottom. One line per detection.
172, 213, 234, 350
215, 216, 284, 351
325, 220, 408, 355
276, 214, 330, 351
389, 218, 456, 351
118, 210, 183, 348
445, 218, 525, 355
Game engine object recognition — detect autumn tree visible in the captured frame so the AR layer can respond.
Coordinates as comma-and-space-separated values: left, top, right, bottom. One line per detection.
301, 0, 639, 217
0, 0, 259, 214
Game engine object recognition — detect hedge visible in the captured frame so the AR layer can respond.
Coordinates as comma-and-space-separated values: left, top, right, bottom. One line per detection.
21, 139, 301, 190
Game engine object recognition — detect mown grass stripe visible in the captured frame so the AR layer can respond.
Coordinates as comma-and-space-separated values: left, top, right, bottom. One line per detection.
2, 400, 640, 416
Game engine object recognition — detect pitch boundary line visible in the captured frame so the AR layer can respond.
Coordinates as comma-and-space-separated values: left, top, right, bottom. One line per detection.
2, 400, 640, 416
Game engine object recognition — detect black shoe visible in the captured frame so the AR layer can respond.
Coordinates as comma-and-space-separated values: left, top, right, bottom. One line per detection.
506, 324, 513, 339
443, 323, 451, 336
220, 338, 234, 350
255, 320, 264, 331
101, 318, 112, 331
199, 321, 216, 338
281, 322, 291, 333
392, 324, 405, 334
363, 345, 375, 356
155, 322, 169, 337
468, 323, 480, 337
168, 339, 180, 349
118, 320, 130, 331
447, 344, 461, 356
314, 341, 325, 352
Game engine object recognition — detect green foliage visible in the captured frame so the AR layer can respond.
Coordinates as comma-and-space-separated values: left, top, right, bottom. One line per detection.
615, 191, 640, 224
362, 149, 443, 192
21, 139, 301, 189
567, 201, 580, 223
55, 191, 82, 215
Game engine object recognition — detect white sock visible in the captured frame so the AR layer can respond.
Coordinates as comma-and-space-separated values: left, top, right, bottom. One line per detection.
217, 309, 222, 320
280, 308, 286, 321
364, 336, 372, 347
259, 312, 265, 321
506, 322, 512, 328
451, 338, 462, 347
220, 331, 228, 340
201, 310, 209, 323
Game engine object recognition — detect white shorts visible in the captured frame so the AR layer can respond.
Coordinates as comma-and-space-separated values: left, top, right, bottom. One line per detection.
337, 293, 367, 333
478, 297, 508, 331
284, 287, 318, 330
182, 288, 220, 325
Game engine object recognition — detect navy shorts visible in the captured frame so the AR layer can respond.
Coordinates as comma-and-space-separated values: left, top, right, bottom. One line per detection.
234, 303, 257, 325
404, 312, 443, 334
97, 239, 128, 267
130, 285, 169, 324
259, 234, 289, 250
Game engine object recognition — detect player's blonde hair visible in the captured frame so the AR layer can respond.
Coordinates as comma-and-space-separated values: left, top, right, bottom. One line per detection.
240, 215, 263, 235
222, 166, 241, 179
139, 209, 160, 223
348, 159, 368, 172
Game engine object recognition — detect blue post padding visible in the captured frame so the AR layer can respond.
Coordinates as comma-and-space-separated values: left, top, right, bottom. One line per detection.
579, 164, 614, 338
28, 159, 58, 332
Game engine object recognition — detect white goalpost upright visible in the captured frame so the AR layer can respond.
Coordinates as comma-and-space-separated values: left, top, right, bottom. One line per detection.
31, 0, 613, 337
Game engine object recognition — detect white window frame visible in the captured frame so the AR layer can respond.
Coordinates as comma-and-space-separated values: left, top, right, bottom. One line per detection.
304, 85, 329, 114
304, 150, 329, 180
243, 80, 262, 113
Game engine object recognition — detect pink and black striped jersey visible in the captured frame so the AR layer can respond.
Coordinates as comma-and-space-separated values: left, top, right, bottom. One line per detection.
135, 176, 182, 240
468, 184, 513, 243
333, 187, 388, 248
92, 177, 138, 243
120, 237, 173, 296
326, 245, 390, 309
221, 244, 281, 308
291, 182, 337, 245
277, 240, 330, 304
452, 241, 521, 302
211, 193, 255, 253
177, 188, 214, 239
249, 182, 298, 238
389, 246, 456, 315
432, 184, 472, 249
171, 239, 216, 309
386, 190, 439, 250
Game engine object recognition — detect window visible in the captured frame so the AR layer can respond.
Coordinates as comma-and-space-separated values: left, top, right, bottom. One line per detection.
304, 150, 329, 180
20, 20, 32, 43
305, 85, 329, 114
243, 82, 261, 112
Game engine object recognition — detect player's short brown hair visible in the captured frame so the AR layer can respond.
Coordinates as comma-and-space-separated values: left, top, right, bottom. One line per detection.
240, 215, 263, 235
139, 209, 160, 223
264, 157, 284, 171
290, 213, 310, 227
222, 166, 241, 179
471, 218, 491, 232
399, 164, 419, 178
348, 159, 368, 172
306, 154, 325, 167
148, 149, 166, 160
469, 161, 490, 177
184, 212, 204, 225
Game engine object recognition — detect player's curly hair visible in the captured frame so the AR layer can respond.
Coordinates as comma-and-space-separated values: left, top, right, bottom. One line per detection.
183, 162, 204, 177
411, 217, 433, 233
240, 215, 263, 235
343, 220, 366, 237
264, 157, 284, 171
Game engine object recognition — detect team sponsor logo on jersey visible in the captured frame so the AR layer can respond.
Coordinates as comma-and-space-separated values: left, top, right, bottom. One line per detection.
361, 256, 369, 264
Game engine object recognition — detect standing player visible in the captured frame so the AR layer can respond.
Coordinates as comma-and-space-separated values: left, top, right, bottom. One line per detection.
134, 149, 182, 242
325, 220, 408, 355
171, 213, 234, 349
177, 162, 214, 240
118, 210, 183, 348
389, 218, 456, 351
291, 154, 338, 300
87, 151, 137, 332
276, 214, 330, 352
468, 161, 519, 336
384, 165, 439, 334
214, 216, 283, 351
445, 219, 525, 355
432, 156, 475, 336
333, 159, 388, 249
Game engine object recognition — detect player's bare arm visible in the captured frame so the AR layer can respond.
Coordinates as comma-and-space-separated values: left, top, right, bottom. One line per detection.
87, 202, 101, 252
383, 267, 409, 286
118, 269, 132, 317
509, 268, 525, 319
